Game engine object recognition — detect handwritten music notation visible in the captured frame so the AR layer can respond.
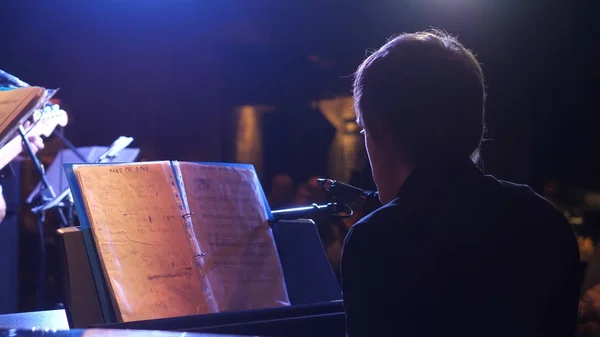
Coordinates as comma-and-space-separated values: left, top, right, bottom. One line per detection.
74, 162, 210, 322
177, 162, 289, 312
73, 161, 289, 322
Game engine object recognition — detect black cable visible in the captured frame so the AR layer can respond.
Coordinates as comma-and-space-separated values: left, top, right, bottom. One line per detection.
36, 211, 46, 310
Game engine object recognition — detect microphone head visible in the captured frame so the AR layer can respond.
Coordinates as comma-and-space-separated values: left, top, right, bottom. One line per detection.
317, 178, 334, 192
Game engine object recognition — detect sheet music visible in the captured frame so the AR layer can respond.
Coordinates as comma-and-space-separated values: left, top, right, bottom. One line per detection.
73, 161, 210, 322
176, 162, 290, 312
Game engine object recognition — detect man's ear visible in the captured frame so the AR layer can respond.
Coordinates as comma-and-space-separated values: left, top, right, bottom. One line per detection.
369, 120, 394, 150
374, 121, 408, 162
384, 131, 396, 151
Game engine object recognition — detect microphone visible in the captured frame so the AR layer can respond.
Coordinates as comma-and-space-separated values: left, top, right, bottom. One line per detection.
317, 178, 381, 213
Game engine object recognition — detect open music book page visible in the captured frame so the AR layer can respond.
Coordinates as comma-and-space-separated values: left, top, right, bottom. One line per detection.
72, 161, 211, 322
173, 161, 290, 312
69, 161, 289, 322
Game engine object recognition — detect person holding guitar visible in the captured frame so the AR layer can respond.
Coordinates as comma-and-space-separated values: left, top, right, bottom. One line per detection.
0, 122, 44, 223
0, 103, 68, 224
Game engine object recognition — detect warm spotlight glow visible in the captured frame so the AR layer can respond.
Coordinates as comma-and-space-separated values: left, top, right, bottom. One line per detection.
317, 97, 361, 182
234, 105, 271, 178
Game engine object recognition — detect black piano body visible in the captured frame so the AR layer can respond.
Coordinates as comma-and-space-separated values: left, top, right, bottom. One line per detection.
58, 219, 346, 336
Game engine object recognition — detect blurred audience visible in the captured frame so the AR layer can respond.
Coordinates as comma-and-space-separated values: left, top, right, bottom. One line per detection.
543, 179, 594, 263
580, 243, 600, 336
581, 237, 596, 262
307, 176, 327, 203
286, 175, 347, 279
266, 173, 353, 279
268, 174, 294, 210
292, 183, 312, 206
544, 180, 566, 212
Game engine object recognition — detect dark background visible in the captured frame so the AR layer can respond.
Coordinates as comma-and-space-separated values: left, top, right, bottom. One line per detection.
0, 0, 597, 188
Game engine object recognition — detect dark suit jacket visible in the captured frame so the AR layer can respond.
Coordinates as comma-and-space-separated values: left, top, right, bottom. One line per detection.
341, 159, 580, 337
0, 164, 17, 218
0, 163, 20, 313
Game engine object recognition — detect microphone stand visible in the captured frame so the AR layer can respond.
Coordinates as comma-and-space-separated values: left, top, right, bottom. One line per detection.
52, 128, 88, 163
50, 127, 89, 226
18, 125, 68, 311
271, 199, 353, 222
271, 179, 381, 224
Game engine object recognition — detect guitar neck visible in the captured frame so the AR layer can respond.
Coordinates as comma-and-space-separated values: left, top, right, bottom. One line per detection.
0, 107, 68, 172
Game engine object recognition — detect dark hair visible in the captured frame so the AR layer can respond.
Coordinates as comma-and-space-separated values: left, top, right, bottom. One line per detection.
353, 29, 486, 165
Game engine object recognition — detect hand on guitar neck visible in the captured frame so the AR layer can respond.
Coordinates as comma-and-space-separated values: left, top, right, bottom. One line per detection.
16, 120, 45, 155
0, 104, 69, 171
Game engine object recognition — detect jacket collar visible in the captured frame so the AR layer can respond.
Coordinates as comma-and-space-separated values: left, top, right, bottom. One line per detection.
394, 157, 484, 205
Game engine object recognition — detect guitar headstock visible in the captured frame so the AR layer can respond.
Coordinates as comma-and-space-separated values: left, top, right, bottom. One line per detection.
30, 104, 69, 137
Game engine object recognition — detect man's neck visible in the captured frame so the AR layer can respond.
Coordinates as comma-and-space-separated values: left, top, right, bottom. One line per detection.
379, 163, 415, 204
395, 164, 416, 190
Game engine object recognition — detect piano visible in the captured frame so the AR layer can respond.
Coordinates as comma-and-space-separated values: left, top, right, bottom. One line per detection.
57, 219, 346, 337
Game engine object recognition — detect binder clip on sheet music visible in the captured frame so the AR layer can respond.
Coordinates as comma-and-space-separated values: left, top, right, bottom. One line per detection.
64, 161, 290, 323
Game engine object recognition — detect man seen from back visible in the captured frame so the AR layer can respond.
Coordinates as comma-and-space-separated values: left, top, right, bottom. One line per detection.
341, 30, 580, 337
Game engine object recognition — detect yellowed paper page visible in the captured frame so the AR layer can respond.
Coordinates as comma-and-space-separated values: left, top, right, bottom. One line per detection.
73, 161, 210, 322
175, 162, 290, 312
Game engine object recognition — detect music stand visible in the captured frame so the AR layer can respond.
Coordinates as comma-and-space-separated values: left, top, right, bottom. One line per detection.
31, 137, 139, 214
